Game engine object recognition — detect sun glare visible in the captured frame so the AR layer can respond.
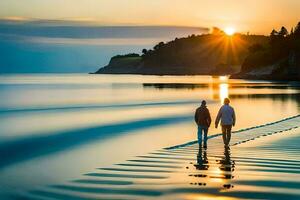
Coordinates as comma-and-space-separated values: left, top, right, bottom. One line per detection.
224, 27, 235, 36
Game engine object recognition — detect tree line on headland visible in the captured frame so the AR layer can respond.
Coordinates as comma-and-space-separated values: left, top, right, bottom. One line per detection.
95, 22, 300, 80
232, 22, 300, 80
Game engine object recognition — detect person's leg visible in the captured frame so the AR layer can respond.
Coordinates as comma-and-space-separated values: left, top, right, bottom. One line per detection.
224, 126, 228, 145
197, 146, 202, 164
203, 128, 208, 148
198, 126, 203, 146
226, 125, 232, 145
221, 125, 227, 145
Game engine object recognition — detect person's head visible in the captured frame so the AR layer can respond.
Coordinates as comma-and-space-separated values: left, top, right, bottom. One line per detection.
224, 98, 230, 105
201, 100, 206, 106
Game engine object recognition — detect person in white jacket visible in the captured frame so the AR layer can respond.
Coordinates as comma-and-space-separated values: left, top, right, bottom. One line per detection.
215, 98, 236, 146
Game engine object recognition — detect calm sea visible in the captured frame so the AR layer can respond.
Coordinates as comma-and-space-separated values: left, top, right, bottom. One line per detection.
0, 74, 299, 199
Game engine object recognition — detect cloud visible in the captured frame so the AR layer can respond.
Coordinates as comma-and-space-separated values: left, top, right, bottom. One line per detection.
1, 34, 166, 46
0, 16, 30, 22
0, 19, 208, 39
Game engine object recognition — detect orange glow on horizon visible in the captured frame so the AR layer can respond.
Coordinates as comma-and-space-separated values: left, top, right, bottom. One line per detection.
224, 27, 236, 36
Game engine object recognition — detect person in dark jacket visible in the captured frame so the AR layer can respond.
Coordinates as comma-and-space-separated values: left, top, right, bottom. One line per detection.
195, 100, 212, 148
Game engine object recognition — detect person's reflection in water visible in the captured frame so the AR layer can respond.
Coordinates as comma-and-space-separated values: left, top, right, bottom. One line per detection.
190, 144, 209, 186
218, 146, 235, 189
195, 145, 209, 170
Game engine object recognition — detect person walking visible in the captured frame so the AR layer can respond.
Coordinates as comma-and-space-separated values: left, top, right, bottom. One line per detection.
195, 100, 211, 148
215, 98, 236, 146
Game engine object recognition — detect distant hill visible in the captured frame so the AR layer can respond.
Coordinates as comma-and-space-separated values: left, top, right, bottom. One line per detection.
231, 22, 300, 81
95, 32, 269, 75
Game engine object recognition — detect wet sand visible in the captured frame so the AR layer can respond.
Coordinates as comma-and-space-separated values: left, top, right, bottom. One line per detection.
1, 75, 300, 199
22, 115, 300, 200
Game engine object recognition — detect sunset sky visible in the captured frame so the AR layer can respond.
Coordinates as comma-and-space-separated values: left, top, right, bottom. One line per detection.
0, 0, 299, 34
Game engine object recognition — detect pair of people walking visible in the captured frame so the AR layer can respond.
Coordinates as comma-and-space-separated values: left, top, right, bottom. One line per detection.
195, 98, 236, 147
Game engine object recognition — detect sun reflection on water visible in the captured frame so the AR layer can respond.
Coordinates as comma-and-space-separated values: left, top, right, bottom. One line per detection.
2, 74, 300, 198
184, 194, 240, 200
219, 76, 228, 82
219, 83, 229, 104
210, 76, 229, 104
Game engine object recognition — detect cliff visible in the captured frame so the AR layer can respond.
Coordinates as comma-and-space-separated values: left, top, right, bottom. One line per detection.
96, 54, 142, 74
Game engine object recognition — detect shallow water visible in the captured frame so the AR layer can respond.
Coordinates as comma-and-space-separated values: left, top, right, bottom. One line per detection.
0, 74, 300, 199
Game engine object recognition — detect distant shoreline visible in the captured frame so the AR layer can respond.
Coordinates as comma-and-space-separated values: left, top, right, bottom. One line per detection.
94, 33, 265, 77
93, 23, 300, 82
90, 72, 300, 82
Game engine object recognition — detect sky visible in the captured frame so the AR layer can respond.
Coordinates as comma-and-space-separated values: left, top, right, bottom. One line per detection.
0, 0, 299, 34
0, 26, 206, 73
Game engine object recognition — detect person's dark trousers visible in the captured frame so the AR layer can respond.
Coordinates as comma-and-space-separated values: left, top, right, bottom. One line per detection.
221, 125, 232, 146
198, 126, 208, 147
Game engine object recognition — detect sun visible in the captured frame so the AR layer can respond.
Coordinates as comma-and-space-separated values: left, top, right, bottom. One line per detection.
224, 27, 236, 36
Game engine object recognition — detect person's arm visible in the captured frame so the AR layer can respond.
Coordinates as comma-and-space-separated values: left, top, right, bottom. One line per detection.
207, 109, 212, 127
215, 107, 222, 128
232, 108, 236, 126
194, 109, 199, 124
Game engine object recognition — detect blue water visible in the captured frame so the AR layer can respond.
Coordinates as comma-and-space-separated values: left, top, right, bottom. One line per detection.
0, 74, 300, 199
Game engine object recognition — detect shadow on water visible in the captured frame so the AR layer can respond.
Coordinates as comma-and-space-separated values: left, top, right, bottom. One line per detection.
143, 83, 208, 89
143, 83, 300, 103
30, 190, 134, 200
49, 185, 163, 196
97, 167, 172, 173
116, 163, 182, 168
230, 93, 300, 100
143, 82, 300, 90
236, 180, 300, 190
231, 93, 300, 112
73, 179, 134, 186
84, 172, 167, 179
0, 115, 191, 169
143, 82, 300, 112
0, 100, 201, 115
